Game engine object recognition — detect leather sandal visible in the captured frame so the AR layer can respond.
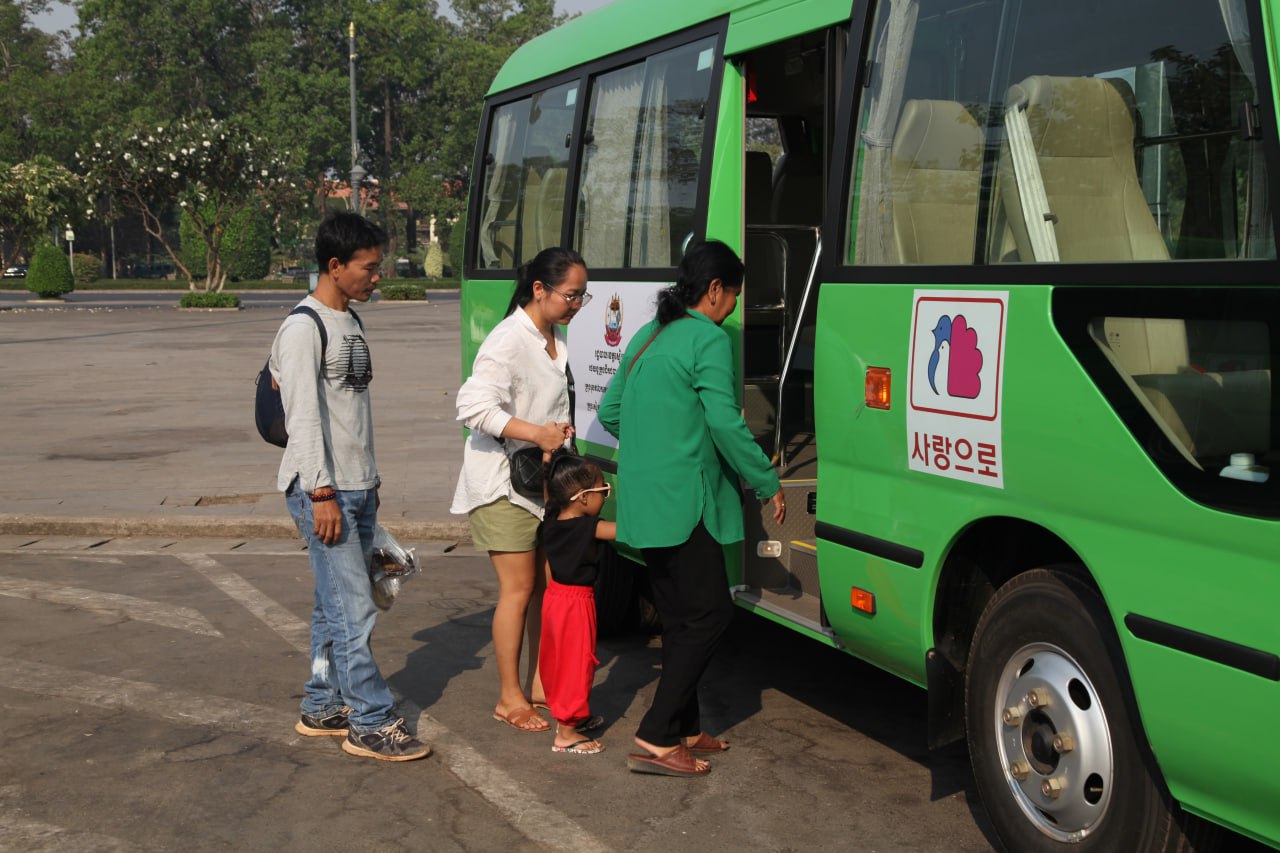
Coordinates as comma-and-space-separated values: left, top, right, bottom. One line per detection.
492, 706, 549, 732
626, 744, 710, 777
684, 732, 729, 755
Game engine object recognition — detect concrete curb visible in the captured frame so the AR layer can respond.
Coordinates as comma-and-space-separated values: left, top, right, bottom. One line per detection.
0, 513, 471, 544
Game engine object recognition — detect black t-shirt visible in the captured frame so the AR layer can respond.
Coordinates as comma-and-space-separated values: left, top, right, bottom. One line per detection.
542, 515, 601, 586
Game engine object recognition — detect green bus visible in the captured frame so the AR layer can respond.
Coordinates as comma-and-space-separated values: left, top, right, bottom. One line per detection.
459, 0, 1279, 848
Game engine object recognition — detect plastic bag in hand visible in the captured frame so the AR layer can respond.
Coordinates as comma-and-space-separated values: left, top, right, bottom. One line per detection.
369, 524, 420, 610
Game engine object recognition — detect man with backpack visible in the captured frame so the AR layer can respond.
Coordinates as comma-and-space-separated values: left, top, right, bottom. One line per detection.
270, 211, 429, 761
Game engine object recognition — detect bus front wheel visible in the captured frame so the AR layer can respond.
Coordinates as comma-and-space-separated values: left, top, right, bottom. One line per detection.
965, 567, 1208, 852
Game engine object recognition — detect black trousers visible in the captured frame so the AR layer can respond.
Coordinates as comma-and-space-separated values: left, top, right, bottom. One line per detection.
637, 522, 734, 747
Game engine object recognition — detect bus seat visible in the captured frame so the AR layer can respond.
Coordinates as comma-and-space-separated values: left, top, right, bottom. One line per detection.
1099, 318, 1270, 458
519, 147, 553, 262
890, 99, 983, 264
1103, 317, 1189, 376
771, 149, 822, 225
1000, 76, 1169, 262
746, 150, 774, 224
536, 166, 566, 253
743, 228, 787, 381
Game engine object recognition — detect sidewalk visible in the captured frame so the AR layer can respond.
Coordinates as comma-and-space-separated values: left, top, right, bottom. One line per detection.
0, 297, 471, 544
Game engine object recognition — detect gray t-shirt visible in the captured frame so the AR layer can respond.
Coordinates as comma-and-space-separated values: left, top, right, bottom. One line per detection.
270, 295, 377, 493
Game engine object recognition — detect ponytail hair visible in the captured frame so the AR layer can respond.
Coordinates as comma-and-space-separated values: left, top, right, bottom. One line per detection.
543, 448, 601, 519
505, 246, 587, 317
655, 239, 745, 325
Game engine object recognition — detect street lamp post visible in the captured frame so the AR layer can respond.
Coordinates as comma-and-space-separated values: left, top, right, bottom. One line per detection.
64, 224, 75, 277
348, 21, 362, 212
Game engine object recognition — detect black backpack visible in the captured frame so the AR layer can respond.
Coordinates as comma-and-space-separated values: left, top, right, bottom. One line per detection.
255, 305, 362, 447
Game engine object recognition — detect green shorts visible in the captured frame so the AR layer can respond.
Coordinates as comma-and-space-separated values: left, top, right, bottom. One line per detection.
469, 498, 541, 552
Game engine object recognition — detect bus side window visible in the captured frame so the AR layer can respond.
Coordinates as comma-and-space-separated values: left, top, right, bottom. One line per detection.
474, 81, 579, 271
575, 36, 719, 269
845, 0, 1274, 267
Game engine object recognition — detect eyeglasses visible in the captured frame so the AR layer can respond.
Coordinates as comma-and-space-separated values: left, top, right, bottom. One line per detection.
570, 482, 612, 501
548, 285, 592, 307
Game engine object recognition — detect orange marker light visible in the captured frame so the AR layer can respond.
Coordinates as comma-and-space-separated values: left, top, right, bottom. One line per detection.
865, 367, 891, 410
850, 587, 876, 615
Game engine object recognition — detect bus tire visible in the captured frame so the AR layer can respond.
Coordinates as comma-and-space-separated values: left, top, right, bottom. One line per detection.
964, 566, 1213, 852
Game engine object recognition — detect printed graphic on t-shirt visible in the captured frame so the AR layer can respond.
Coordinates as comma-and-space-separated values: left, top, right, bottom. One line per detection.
336, 334, 373, 392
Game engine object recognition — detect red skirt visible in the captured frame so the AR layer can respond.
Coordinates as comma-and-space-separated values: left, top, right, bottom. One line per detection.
539, 579, 598, 725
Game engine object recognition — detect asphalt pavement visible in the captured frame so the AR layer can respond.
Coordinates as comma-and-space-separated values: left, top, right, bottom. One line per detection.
0, 295, 466, 542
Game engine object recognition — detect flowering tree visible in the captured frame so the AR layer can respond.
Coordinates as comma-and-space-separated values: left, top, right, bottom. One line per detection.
0, 156, 84, 270
78, 115, 297, 292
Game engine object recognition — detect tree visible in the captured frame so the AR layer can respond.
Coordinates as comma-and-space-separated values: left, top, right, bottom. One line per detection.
0, 155, 84, 269
78, 114, 296, 292
0, 1, 64, 164
180, 204, 271, 281
26, 241, 73, 298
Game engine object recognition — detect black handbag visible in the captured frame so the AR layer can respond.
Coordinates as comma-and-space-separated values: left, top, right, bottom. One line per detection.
505, 444, 547, 501
501, 364, 576, 502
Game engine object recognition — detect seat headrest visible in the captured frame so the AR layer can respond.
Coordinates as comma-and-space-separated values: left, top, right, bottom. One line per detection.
1006, 76, 1138, 163
892, 100, 983, 169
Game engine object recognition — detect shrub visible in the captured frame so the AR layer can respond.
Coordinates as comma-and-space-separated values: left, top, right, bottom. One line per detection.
180, 206, 272, 282
72, 253, 103, 284
424, 240, 444, 279
26, 243, 74, 298
379, 284, 426, 301
179, 291, 241, 308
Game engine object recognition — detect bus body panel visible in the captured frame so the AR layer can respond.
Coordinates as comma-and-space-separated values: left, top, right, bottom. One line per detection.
815, 280, 1279, 840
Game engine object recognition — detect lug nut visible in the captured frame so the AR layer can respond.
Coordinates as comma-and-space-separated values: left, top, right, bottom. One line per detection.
1053, 733, 1075, 753
1009, 761, 1031, 781
1027, 688, 1050, 708
1041, 777, 1065, 799
1003, 706, 1023, 726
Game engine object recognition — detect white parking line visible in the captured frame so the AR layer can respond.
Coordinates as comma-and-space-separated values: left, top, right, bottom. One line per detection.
0, 576, 222, 638
174, 552, 311, 651
170, 553, 611, 853
0, 657, 299, 746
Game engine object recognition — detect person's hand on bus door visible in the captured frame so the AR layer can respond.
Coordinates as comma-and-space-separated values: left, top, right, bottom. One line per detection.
765, 488, 786, 524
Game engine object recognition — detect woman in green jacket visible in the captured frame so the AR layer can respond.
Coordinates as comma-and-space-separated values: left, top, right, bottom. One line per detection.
599, 240, 785, 777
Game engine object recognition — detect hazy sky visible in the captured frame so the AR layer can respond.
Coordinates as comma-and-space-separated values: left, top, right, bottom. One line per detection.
31, 0, 614, 34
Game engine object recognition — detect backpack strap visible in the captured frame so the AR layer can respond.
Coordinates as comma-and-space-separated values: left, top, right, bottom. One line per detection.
349, 305, 364, 331
289, 305, 329, 358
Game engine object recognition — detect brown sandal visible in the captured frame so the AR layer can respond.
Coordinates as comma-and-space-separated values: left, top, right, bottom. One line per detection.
684, 733, 730, 755
492, 706, 549, 732
626, 744, 710, 777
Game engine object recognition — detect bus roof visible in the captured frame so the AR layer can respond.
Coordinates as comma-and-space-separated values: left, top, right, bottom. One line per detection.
488, 0, 853, 95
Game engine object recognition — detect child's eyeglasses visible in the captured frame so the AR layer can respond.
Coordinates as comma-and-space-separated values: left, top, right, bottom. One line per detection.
570, 483, 612, 501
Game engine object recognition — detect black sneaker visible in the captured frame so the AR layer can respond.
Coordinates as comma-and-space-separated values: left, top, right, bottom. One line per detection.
342, 718, 431, 762
295, 706, 352, 737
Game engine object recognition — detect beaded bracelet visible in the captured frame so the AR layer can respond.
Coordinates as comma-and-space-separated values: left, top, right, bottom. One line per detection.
309, 490, 337, 503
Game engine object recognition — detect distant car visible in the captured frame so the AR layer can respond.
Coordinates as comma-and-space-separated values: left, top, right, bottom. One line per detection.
3, 264, 28, 278
277, 266, 310, 281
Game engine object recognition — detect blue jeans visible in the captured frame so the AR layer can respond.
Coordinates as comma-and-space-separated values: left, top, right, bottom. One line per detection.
285, 481, 395, 732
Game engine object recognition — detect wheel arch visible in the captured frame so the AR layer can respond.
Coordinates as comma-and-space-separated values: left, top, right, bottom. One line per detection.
924, 516, 1092, 748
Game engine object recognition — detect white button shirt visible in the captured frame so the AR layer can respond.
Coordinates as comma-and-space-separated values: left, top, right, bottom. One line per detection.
450, 308, 570, 519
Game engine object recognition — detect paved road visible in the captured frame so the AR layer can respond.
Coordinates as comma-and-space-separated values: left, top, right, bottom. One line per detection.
0, 289, 459, 309
1, 535, 997, 853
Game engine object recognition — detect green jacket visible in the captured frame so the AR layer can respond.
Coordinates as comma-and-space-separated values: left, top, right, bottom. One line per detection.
599, 309, 780, 549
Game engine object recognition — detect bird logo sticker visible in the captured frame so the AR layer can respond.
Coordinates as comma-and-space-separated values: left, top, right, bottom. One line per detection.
926, 314, 983, 399
907, 291, 1008, 488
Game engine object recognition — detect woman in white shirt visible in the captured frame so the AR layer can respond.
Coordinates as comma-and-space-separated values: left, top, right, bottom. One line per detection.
452, 247, 589, 733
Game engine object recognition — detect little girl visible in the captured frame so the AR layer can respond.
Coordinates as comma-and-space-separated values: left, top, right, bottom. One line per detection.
539, 450, 616, 754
